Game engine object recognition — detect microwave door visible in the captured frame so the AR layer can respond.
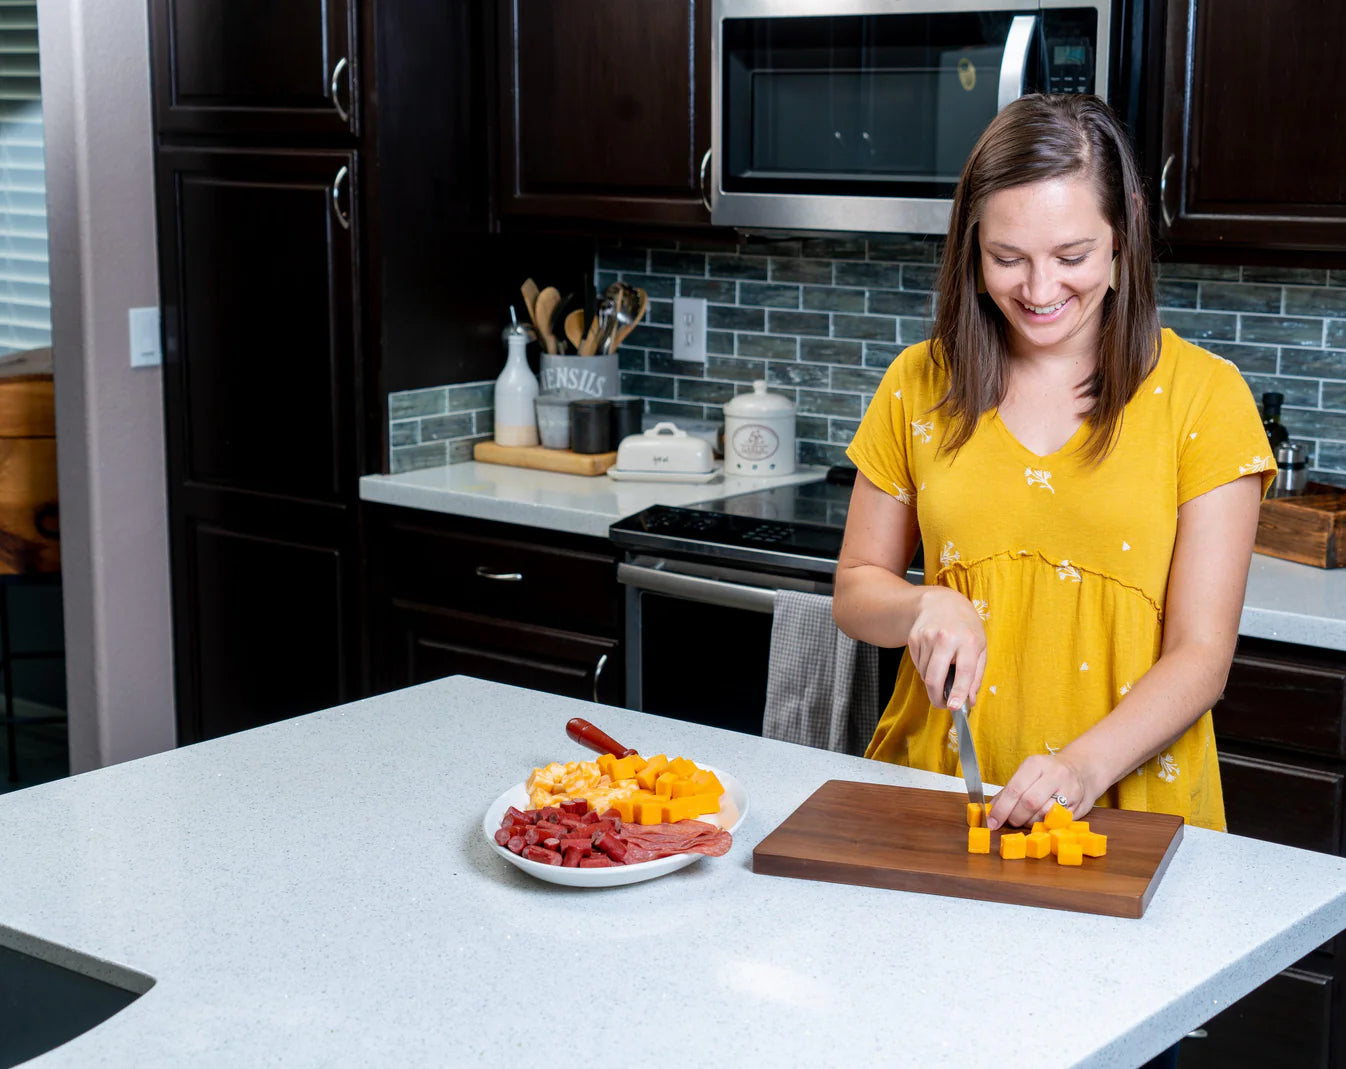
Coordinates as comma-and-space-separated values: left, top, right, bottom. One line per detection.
935, 16, 1035, 179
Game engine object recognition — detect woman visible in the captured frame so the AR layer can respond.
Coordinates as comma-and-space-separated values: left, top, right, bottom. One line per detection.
834, 94, 1273, 834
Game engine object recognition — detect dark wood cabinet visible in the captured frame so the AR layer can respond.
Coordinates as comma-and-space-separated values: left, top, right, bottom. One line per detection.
368, 506, 623, 707
1181, 638, 1346, 1066
497, 0, 712, 228
149, 0, 358, 138
1157, 0, 1346, 254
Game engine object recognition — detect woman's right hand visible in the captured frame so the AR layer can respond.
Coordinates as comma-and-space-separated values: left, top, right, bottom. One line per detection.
906, 586, 987, 712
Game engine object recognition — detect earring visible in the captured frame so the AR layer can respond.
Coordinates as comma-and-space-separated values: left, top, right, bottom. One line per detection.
1109, 254, 1120, 292
975, 260, 987, 294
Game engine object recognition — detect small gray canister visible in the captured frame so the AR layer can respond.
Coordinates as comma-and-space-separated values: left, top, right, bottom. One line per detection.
1271, 441, 1309, 497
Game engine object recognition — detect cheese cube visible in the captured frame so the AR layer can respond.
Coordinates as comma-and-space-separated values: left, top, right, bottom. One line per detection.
667, 756, 697, 777
1025, 831, 1052, 859
609, 755, 646, 782
654, 771, 680, 798
634, 755, 669, 790
999, 832, 1027, 860
1031, 821, 1047, 835
661, 797, 695, 823
1057, 841, 1084, 866
968, 827, 991, 854
687, 793, 721, 818
596, 753, 616, 777
636, 798, 666, 825
1081, 831, 1108, 857
1043, 802, 1073, 830
1069, 821, 1091, 833
966, 803, 984, 828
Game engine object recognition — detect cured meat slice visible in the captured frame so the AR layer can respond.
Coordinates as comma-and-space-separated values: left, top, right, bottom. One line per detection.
618, 819, 733, 864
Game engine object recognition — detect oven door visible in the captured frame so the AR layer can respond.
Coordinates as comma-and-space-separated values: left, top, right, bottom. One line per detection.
619, 556, 833, 736
710, 0, 1109, 234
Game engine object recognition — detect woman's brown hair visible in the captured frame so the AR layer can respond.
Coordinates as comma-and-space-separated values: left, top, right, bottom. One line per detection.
931, 93, 1160, 463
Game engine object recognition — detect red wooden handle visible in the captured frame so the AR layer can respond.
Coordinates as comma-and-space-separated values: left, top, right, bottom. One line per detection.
566, 717, 636, 758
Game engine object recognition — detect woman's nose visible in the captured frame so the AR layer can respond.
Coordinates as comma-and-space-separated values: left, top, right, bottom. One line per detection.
1022, 263, 1060, 304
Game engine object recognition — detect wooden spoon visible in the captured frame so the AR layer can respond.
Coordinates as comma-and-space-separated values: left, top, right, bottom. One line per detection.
612, 287, 648, 351
564, 309, 586, 353
579, 310, 604, 356
519, 278, 540, 325
566, 717, 637, 758
533, 286, 561, 354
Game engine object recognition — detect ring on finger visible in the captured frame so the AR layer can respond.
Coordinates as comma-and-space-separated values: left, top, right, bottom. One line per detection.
1053, 793, 1069, 808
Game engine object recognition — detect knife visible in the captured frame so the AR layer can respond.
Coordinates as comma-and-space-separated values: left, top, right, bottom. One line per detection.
945, 669, 988, 826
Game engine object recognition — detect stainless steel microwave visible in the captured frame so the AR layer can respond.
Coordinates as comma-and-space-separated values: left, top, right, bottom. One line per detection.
709, 0, 1140, 235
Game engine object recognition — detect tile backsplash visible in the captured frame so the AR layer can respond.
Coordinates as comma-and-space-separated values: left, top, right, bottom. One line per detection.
389, 235, 1346, 486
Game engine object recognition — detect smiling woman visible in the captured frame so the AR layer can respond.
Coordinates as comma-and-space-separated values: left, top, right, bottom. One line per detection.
833, 95, 1274, 847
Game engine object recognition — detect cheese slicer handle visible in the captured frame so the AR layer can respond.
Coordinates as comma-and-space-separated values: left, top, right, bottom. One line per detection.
566, 718, 637, 758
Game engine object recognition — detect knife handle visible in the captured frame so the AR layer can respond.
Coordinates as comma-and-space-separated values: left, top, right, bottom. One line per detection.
943, 665, 957, 707
566, 718, 637, 758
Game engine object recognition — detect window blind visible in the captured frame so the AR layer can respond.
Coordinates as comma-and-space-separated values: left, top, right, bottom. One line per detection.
0, 0, 49, 356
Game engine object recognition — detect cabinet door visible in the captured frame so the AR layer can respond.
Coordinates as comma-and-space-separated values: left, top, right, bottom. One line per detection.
1179, 967, 1333, 1069
1157, 0, 1346, 252
156, 147, 360, 504
498, 0, 712, 226
149, 0, 357, 137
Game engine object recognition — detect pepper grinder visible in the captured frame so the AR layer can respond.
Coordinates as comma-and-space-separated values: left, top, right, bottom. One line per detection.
494, 309, 539, 447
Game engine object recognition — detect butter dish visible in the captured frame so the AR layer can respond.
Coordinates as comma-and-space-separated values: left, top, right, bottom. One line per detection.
609, 422, 717, 479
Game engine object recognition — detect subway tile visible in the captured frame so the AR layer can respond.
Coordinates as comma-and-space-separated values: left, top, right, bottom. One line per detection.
707, 330, 736, 356
736, 333, 798, 360
707, 254, 769, 280
389, 387, 447, 421
1201, 342, 1278, 374
1309, 467, 1346, 485
804, 286, 866, 313
679, 378, 739, 405
1285, 287, 1346, 317
829, 418, 862, 443
833, 314, 896, 342
740, 235, 804, 258
799, 440, 852, 468
834, 262, 904, 289
596, 247, 649, 273
864, 342, 906, 368
706, 355, 767, 382
767, 310, 831, 336
447, 382, 493, 411
1155, 279, 1200, 309
801, 236, 867, 259
1322, 382, 1346, 410
1279, 346, 1346, 379
594, 270, 620, 293
738, 282, 801, 308
649, 352, 704, 377
646, 298, 673, 327
390, 441, 448, 474
867, 236, 940, 263
388, 420, 420, 448
679, 278, 737, 302
796, 389, 864, 418
1316, 441, 1346, 474
831, 366, 887, 394
1330, 272, 1346, 289
675, 235, 742, 254
645, 398, 704, 420
708, 306, 765, 332
626, 324, 674, 351
868, 289, 934, 317
617, 349, 646, 372
449, 438, 488, 465
770, 258, 833, 285
767, 361, 830, 388
1241, 374, 1320, 408
1329, 321, 1346, 349
474, 411, 494, 435
1284, 407, 1346, 442
800, 337, 864, 365
899, 317, 931, 345
1239, 315, 1324, 347
420, 412, 476, 442
1158, 309, 1238, 341
902, 264, 939, 291
1199, 282, 1282, 314
649, 251, 707, 276
616, 272, 678, 300
795, 414, 830, 440
619, 372, 677, 399
1242, 266, 1328, 285
1157, 262, 1241, 281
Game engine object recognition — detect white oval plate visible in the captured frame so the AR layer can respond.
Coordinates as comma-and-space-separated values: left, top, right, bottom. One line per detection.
482, 766, 749, 888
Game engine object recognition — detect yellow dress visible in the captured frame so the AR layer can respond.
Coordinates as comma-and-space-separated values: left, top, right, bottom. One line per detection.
846, 329, 1275, 830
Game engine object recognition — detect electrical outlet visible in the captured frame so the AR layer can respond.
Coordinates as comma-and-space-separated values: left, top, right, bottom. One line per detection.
672, 296, 707, 363
128, 307, 162, 368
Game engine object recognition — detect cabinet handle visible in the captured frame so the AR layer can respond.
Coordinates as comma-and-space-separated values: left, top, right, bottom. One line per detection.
699, 148, 713, 214
474, 566, 523, 582
329, 56, 350, 123
331, 165, 350, 230
1159, 153, 1177, 228
1185, 1029, 1208, 1040
591, 652, 608, 703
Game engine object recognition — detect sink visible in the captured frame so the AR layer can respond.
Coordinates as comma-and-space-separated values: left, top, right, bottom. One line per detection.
0, 929, 153, 1067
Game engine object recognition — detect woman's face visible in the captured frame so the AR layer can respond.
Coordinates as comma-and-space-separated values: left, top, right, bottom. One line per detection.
977, 174, 1116, 361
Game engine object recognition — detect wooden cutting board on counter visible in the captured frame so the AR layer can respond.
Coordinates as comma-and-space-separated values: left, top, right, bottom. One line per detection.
752, 781, 1184, 918
473, 440, 616, 476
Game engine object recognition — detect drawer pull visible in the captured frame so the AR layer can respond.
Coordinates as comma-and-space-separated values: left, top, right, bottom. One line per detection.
329, 56, 350, 123
1185, 1029, 1208, 1040
475, 566, 523, 582
592, 652, 608, 703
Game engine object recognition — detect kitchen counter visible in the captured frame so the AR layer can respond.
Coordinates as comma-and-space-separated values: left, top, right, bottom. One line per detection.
3, 675, 1346, 1066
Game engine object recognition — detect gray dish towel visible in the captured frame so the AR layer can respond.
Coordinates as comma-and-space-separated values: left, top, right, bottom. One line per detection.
763, 589, 882, 756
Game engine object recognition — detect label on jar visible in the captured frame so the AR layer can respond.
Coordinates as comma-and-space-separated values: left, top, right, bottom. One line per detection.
731, 423, 779, 461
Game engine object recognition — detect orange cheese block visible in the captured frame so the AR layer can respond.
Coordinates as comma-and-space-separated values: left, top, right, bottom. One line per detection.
966, 803, 985, 828
610, 797, 637, 822
686, 793, 721, 818
597, 753, 616, 777
1069, 820, 1091, 833
609, 754, 647, 781
654, 771, 680, 798
1057, 840, 1084, 866
667, 756, 697, 777
661, 796, 697, 823
1025, 831, 1052, 859
1081, 831, 1108, 857
635, 798, 666, 825
968, 827, 991, 854
634, 755, 669, 790
1031, 821, 1047, 835
999, 832, 1027, 860
1043, 802, 1073, 830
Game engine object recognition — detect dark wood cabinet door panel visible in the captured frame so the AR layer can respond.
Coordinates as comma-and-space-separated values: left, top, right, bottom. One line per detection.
149, 0, 357, 136
1158, 0, 1346, 251
157, 148, 358, 504
1218, 749, 1344, 855
1179, 967, 1332, 1069
499, 0, 712, 225
185, 521, 354, 742
1216, 642, 1346, 758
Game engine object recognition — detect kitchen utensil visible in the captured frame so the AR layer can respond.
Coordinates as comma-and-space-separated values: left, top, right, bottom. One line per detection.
534, 395, 571, 449
612, 287, 648, 351
564, 309, 586, 353
520, 278, 540, 324
533, 286, 561, 355
587, 296, 617, 356
565, 716, 637, 757
614, 421, 714, 475
569, 398, 612, 454
723, 380, 796, 476
552, 291, 575, 354
945, 669, 987, 823
579, 306, 605, 356
1271, 440, 1309, 497
472, 440, 615, 476
752, 780, 1184, 918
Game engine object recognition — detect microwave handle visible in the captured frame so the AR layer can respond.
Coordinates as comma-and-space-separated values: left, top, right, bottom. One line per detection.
997, 14, 1037, 111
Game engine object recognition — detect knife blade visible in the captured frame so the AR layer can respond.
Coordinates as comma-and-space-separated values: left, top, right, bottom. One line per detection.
945, 669, 988, 825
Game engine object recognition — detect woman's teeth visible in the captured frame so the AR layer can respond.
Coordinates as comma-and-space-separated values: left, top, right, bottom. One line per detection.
1026, 299, 1068, 315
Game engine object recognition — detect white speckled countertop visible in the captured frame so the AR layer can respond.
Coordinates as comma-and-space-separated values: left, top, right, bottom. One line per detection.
360, 463, 1346, 652
4, 676, 1346, 1066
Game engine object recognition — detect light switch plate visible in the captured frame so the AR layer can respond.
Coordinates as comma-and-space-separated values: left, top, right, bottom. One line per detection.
672, 296, 707, 363
128, 306, 161, 368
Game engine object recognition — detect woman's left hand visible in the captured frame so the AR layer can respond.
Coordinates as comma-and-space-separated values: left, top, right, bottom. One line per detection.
987, 754, 1093, 830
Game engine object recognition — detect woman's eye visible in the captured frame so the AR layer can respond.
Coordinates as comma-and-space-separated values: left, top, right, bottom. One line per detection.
991, 256, 1021, 267
1059, 255, 1088, 266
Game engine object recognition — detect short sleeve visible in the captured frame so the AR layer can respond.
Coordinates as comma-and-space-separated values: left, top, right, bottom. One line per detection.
1176, 354, 1277, 506
846, 353, 916, 504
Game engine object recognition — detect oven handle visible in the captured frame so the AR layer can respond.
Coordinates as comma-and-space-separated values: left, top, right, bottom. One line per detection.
997, 14, 1037, 111
617, 562, 777, 615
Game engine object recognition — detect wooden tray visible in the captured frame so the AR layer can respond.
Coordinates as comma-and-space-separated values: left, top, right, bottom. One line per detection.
473, 440, 616, 476
1255, 485, 1346, 569
752, 781, 1184, 918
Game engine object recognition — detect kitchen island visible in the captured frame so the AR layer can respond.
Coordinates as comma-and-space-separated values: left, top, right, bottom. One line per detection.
4, 676, 1346, 1067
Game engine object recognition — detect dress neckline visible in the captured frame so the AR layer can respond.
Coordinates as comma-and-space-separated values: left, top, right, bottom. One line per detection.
990, 410, 1090, 461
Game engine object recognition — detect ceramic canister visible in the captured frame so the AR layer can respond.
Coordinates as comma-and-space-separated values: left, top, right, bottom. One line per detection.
722, 379, 796, 476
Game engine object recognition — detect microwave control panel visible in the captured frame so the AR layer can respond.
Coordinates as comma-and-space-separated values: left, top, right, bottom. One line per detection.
1045, 37, 1096, 94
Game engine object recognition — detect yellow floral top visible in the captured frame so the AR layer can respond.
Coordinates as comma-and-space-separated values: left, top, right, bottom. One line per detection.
846, 329, 1275, 830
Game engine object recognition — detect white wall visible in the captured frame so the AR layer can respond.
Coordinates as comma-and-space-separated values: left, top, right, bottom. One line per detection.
37, 0, 175, 770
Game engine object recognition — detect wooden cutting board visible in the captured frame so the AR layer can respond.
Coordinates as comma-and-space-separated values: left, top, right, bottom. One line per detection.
752, 781, 1184, 918
473, 440, 616, 476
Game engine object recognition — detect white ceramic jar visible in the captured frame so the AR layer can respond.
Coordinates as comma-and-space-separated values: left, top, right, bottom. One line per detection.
722, 380, 796, 476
